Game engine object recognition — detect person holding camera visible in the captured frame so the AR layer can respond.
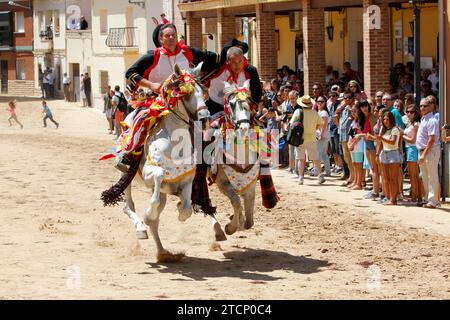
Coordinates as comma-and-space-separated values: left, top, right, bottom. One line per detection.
259, 106, 281, 131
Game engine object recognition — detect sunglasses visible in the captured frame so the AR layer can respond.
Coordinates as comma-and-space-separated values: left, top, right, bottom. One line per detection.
344, 96, 353, 100
376, 95, 383, 98
406, 110, 415, 114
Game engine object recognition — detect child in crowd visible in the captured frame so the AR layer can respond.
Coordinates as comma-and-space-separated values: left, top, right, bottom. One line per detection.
348, 104, 365, 190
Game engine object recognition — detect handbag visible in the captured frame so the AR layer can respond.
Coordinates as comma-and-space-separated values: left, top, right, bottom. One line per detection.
286, 108, 304, 147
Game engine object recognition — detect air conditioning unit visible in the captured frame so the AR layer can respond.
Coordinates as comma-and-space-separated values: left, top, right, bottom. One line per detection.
289, 12, 301, 31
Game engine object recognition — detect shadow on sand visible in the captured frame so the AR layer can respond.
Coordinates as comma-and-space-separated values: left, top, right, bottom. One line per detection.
142, 247, 331, 281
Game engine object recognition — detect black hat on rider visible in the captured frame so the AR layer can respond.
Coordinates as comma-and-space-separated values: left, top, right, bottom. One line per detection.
220, 39, 248, 58
152, 24, 163, 47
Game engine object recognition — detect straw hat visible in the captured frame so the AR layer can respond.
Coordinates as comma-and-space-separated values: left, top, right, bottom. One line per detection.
297, 95, 313, 108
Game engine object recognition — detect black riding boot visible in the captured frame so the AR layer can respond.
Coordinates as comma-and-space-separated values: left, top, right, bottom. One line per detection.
191, 163, 216, 215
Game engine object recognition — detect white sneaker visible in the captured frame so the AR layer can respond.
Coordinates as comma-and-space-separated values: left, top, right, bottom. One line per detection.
298, 176, 304, 185
424, 202, 441, 209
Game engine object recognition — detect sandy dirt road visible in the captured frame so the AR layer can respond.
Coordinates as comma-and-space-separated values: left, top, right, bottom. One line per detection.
1, 98, 450, 299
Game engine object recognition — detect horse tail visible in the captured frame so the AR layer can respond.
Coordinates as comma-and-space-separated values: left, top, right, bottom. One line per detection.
101, 156, 141, 206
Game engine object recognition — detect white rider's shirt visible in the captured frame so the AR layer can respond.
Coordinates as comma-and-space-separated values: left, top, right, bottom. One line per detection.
147, 49, 191, 84
209, 68, 248, 105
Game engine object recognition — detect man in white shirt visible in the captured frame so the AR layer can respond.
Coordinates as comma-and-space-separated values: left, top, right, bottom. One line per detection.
42, 70, 50, 99
48, 69, 55, 99
63, 73, 71, 102
427, 65, 439, 92
416, 97, 441, 208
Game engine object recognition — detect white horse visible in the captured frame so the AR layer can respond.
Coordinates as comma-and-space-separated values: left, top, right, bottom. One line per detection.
210, 80, 259, 236
117, 63, 226, 262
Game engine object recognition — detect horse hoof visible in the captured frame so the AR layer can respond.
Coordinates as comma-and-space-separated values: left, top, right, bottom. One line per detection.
225, 224, 236, 236
178, 211, 192, 222
244, 220, 254, 230
157, 250, 185, 263
136, 230, 148, 240
215, 233, 227, 241
214, 223, 227, 241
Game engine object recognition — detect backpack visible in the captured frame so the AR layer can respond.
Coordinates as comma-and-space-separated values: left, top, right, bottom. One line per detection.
286, 107, 304, 147
115, 93, 128, 113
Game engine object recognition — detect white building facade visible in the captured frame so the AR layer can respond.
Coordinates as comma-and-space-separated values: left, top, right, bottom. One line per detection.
33, 0, 67, 98
33, 0, 165, 107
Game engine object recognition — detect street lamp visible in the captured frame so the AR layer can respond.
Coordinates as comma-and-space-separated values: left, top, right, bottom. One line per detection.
409, 0, 425, 106
409, 20, 414, 34
326, 25, 334, 41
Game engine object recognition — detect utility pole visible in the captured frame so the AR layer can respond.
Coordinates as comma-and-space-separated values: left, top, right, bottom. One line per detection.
410, 0, 422, 106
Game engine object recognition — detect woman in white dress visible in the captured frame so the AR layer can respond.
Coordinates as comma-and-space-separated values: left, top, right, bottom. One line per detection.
80, 75, 86, 108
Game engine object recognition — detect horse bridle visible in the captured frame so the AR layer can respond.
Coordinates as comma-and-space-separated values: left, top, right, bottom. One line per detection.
225, 92, 253, 129
165, 75, 207, 128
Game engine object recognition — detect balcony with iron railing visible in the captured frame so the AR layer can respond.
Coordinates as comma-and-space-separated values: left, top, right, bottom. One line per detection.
36, 27, 54, 52
39, 28, 53, 41
105, 27, 138, 48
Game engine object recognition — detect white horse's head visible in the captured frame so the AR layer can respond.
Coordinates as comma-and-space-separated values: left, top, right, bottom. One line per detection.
170, 62, 209, 122
224, 79, 252, 132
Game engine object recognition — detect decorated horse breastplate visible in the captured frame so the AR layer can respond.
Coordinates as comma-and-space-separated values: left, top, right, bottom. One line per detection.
222, 161, 260, 193
147, 51, 191, 84
209, 69, 249, 105
147, 144, 196, 183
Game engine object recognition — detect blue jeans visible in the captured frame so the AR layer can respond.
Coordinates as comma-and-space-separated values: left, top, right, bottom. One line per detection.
317, 138, 331, 175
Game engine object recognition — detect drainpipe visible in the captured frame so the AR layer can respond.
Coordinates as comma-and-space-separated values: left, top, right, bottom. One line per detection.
412, 2, 421, 107
439, 0, 447, 201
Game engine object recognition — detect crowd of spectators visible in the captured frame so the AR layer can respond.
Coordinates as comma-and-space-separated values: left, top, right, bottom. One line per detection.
257, 61, 446, 208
